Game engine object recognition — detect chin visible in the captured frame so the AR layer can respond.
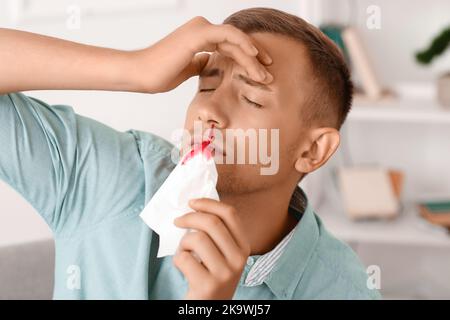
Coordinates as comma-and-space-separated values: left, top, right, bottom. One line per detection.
216, 163, 271, 195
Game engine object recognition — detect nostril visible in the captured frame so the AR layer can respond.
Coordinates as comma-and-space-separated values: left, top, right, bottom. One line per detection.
207, 123, 215, 141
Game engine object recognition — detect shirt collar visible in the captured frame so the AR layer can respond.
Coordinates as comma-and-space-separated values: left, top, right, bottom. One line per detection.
264, 186, 320, 299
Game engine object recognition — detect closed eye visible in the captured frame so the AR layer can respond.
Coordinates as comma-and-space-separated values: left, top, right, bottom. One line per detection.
242, 96, 263, 108
199, 89, 263, 108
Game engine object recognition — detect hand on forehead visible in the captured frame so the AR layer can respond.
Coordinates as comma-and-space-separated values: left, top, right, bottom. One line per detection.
199, 30, 274, 84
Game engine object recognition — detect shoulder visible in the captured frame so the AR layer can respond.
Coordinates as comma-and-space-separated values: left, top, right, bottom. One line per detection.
126, 130, 178, 204
292, 214, 382, 300
127, 129, 176, 157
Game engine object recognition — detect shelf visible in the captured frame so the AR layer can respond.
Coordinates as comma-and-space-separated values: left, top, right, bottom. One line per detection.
319, 202, 450, 247
348, 98, 450, 124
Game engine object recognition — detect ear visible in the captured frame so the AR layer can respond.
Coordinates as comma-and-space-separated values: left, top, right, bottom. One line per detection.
294, 127, 340, 174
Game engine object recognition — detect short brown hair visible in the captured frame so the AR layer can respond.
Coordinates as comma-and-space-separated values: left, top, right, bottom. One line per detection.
224, 7, 353, 129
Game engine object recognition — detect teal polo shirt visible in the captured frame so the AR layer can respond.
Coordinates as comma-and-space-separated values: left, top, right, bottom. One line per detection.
0, 93, 381, 300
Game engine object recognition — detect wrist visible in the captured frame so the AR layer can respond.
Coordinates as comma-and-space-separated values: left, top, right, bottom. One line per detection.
119, 48, 160, 93
107, 49, 146, 92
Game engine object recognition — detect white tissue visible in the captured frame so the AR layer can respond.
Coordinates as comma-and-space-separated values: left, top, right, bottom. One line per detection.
139, 149, 219, 257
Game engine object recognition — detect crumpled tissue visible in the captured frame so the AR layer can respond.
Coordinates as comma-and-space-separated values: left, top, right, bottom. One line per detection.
140, 141, 219, 257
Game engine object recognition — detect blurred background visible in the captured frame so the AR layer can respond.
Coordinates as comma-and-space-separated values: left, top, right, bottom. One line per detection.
0, 0, 450, 299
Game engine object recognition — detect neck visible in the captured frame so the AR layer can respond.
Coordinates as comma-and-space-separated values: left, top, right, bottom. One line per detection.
219, 182, 299, 255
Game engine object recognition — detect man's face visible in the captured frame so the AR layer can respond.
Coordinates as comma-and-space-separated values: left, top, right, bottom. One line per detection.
183, 32, 316, 195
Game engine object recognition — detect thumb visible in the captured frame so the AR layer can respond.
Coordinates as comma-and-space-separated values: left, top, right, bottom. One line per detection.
182, 52, 211, 79
159, 52, 210, 92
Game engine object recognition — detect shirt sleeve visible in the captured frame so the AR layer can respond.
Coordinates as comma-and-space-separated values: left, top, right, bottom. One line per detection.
0, 93, 145, 235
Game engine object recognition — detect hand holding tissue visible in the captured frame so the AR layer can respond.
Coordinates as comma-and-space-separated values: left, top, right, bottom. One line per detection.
140, 137, 219, 257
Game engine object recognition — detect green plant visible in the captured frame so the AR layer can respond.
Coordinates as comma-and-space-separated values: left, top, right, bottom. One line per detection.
416, 26, 450, 65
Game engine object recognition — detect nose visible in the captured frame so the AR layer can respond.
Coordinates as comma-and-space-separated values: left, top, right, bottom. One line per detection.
196, 89, 230, 130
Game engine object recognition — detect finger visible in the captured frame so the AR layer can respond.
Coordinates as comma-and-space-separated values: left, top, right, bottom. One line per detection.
205, 24, 258, 57
175, 212, 244, 267
217, 42, 272, 83
191, 52, 212, 76
173, 250, 209, 284
153, 52, 210, 92
217, 42, 264, 81
179, 231, 229, 275
254, 43, 273, 66
188, 199, 250, 255
173, 52, 211, 86
216, 24, 273, 68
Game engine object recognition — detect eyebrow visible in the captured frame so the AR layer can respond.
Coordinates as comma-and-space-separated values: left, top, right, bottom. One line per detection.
199, 68, 273, 92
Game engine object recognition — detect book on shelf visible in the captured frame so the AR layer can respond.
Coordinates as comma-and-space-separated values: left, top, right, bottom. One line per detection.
321, 24, 388, 101
419, 200, 450, 230
337, 167, 403, 220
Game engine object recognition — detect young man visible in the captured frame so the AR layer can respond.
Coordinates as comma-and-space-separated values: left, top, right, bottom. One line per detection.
0, 8, 381, 299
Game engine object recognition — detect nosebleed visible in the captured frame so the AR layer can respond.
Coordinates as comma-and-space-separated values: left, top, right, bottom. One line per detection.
139, 124, 219, 257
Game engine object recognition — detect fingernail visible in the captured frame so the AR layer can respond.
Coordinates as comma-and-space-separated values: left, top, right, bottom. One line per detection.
264, 72, 273, 83
251, 45, 258, 56
259, 70, 267, 82
264, 55, 273, 64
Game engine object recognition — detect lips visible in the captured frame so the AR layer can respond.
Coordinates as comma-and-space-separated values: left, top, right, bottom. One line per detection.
190, 140, 226, 156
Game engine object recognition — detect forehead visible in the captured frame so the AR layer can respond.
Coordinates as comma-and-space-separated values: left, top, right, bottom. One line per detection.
251, 32, 314, 82
203, 32, 314, 102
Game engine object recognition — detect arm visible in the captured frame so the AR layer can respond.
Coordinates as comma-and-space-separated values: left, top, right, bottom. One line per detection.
0, 16, 272, 95
0, 28, 137, 93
